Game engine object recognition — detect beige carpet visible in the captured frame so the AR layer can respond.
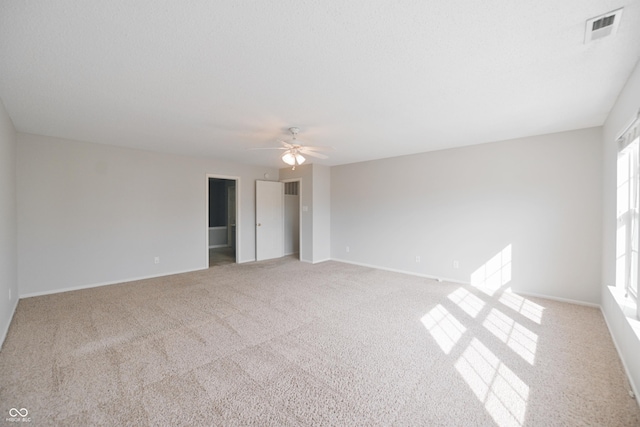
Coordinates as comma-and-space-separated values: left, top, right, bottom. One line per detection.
1, 257, 639, 426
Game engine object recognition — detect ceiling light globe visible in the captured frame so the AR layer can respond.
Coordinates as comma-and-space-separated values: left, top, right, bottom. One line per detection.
282, 152, 296, 165
282, 152, 306, 166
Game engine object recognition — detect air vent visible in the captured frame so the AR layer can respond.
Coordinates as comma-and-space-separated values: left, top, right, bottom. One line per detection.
585, 8, 623, 43
284, 181, 299, 196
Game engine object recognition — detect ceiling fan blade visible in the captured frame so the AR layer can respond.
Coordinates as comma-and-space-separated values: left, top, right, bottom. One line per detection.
300, 150, 328, 159
279, 141, 295, 149
299, 145, 333, 152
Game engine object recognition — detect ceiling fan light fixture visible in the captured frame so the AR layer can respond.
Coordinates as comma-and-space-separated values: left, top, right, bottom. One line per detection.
282, 151, 305, 166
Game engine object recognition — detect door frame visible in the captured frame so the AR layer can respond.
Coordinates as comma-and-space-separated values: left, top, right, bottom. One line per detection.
206, 174, 241, 264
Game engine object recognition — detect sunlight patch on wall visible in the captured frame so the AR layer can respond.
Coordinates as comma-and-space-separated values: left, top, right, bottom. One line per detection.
482, 308, 538, 364
455, 338, 529, 427
616, 223, 628, 286
421, 304, 466, 354
448, 287, 486, 318
618, 147, 631, 214
471, 245, 512, 296
498, 292, 544, 325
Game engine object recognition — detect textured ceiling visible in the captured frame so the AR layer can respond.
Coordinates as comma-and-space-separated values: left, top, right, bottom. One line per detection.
1, 1, 639, 168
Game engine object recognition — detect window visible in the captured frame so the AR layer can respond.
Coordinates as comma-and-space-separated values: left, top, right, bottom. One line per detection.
616, 112, 640, 304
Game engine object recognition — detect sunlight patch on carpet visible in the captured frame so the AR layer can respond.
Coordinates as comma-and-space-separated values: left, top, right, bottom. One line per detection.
482, 308, 538, 365
447, 287, 486, 318
498, 292, 544, 324
421, 304, 466, 355
455, 338, 529, 427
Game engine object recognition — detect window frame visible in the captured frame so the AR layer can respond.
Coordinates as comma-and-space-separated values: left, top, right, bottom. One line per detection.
617, 137, 639, 301
616, 110, 640, 313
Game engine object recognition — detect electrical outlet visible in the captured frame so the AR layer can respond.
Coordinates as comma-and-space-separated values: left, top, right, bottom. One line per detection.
453, 260, 460, 269
415, 256, 421, 263
154, 257, 160, 264
346, 246, 350, 253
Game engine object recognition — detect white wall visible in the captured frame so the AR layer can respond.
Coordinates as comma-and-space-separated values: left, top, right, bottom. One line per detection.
17, 133, 277, 296
312, 164, 331, 262
0, 97, 18, 346
331, 127, 603, 304
601, 59, 640, 397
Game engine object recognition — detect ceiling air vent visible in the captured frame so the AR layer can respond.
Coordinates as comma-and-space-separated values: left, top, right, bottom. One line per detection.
585, 8, 623, 43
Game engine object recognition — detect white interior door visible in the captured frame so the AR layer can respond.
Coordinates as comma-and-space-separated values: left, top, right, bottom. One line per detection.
256, 180, 284, 261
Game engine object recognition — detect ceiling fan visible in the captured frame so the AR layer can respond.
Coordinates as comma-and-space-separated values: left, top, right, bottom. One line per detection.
252, 127, 332, 169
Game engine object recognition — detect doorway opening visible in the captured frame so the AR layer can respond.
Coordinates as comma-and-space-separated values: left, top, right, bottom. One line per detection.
255, 178, 301, 262
208, 176, 238, 267
283, 179, 300, 259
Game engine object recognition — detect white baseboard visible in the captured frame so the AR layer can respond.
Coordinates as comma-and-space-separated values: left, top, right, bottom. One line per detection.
299, 257, 331, 264
0, 297, 19, 351
208, 244, 228, 249
515, 290, 600, 308
331, 258, 599, 307
19, 267, 209, 299
331, 258, 462, 284
601, 301, 640, 408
